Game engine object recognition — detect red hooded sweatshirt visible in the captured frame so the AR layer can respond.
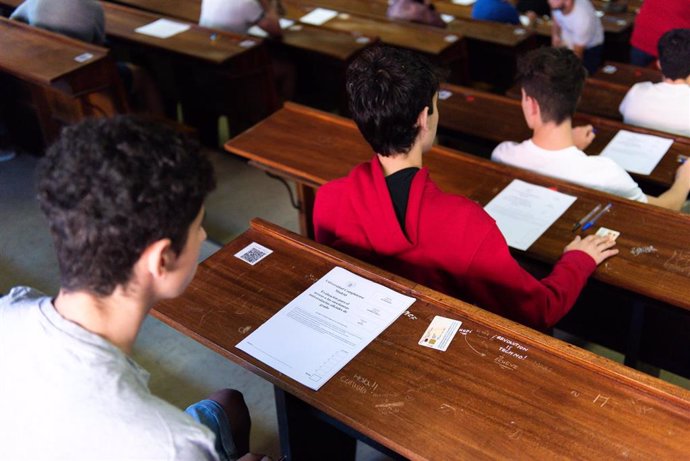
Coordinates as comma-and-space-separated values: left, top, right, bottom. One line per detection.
314, 156, 596, 330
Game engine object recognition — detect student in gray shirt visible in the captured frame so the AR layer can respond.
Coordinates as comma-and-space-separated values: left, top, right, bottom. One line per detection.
0, 117, 269, 461
11, 0, 105, 44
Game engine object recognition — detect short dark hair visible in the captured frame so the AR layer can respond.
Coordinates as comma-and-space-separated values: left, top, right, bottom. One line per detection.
658, 28, 690, 80
517, 47, 586, 124
37, 116, 216, 296
346, 45, 440, 156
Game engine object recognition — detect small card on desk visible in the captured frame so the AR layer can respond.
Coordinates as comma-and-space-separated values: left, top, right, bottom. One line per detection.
596, 227, 620, 241
419, 316, 461, 352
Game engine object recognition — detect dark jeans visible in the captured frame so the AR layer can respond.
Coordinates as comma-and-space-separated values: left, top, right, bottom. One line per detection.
630, 46, 656, 67
583, 44, 603, 76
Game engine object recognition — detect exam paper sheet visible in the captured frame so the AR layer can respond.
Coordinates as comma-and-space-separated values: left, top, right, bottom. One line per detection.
600, 130, 673, 175
135, 19, 190, 39
484, 179, 577, 251
236, 267, 416, 390
299, 8, 338, 26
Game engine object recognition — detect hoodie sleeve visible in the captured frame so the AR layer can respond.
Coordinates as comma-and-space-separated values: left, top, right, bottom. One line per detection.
463, 225, 596, 330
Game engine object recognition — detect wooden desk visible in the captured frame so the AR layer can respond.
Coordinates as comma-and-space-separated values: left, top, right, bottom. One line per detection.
226, 103, 690, 314
592, 61, 663, 87
153, 218, 690, 459
284, 0, 465, 62
101, 1, 264, 65
0, 17, 127, 149
106, 0, 373, 62
442, 84, 689, 190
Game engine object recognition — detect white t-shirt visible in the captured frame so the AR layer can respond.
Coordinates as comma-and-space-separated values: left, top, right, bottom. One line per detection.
619, 82, 690, 137
552, 0, 604, 49
0, 287, 219, 461
491, 139, 648, 202
199, 0, 264, 34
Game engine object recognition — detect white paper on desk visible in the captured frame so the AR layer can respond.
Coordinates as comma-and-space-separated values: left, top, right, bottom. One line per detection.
484, 179, 576, 251
599, 129, 673, 175
236, 267, 415, 390
249, 19, 294, 36
135, 19, 190, 39
299, 8, 338, 26
452, 0, 476, 5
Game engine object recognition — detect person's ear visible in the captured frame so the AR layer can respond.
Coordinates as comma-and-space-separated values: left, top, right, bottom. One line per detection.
417, 105, 430, 134
142, 238, 174, 279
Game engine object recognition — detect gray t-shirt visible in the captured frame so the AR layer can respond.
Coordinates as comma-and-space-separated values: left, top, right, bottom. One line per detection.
0, 286, 219, 460
10, 0, 106, 44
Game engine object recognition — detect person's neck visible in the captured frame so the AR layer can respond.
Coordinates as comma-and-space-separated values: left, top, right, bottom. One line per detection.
53, 286, 152, 356
531, 118, 575, 151
377, 144, 423, 176
662, 76, 690, 85
562, 1, 575, 14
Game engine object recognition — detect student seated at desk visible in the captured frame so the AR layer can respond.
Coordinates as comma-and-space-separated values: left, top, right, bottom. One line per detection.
11, 0, 163, 115
492, 47, 690, 211
200, 0, 283, 37
472, 0, 520, 25
620, 29, 690, 137
314, 45, 617, 330
547, 0, 604, 74
387, 0, 446, 28
0, 117, 269, 461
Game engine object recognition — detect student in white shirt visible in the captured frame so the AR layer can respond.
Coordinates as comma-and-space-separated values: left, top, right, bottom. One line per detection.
492, 47, 690, 211
548, 0, 604, 74
199, 0, 282, 37
620, 28, 690, 137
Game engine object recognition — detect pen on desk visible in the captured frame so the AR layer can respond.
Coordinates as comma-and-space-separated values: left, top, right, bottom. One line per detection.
572, 203, 602, 232
678, 155, 688, 164
582, 203, 612, 232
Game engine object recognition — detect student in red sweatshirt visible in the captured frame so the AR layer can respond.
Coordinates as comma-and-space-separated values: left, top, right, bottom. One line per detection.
313, 45, 618, 330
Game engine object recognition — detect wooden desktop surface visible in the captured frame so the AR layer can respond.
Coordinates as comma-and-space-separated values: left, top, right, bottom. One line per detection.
153, 218, 690, 460
303, 0, 535, 47
283, 0, 464, 58
440, 84, 690, 189
226, 103, 690, 314
593, 61, 663, 87
106, 0, 372, 61
0, 16, 110, 92
101, 2, 263, 65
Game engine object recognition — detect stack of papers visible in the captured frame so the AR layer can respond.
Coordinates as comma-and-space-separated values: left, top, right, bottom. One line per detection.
237, 267, 415, 390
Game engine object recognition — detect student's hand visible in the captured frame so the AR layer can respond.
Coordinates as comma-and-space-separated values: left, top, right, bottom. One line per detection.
564, 235, 618, 265
552, 34, 563, 47
572, 124, 595, 150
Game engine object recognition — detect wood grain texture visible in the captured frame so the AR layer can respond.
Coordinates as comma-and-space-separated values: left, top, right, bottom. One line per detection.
0, 17, 109, 91
153, 218, 690, 460
225, 103, 690, 313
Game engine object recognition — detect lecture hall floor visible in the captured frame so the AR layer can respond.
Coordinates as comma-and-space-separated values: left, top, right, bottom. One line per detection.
1, 148, 687, 460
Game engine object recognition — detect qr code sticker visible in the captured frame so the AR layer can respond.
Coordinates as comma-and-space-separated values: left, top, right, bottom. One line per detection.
234, 242, 273, 266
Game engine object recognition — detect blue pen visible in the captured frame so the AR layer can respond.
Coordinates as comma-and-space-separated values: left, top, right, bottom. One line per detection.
582, 203, 612, 232
678, 155, 688, 164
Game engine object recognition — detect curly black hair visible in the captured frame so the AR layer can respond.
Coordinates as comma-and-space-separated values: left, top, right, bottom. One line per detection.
658, 29, 690, 81
37, 116, 216, 296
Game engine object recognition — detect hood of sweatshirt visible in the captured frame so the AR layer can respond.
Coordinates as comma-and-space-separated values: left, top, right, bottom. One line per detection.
345, 156, 428, 256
